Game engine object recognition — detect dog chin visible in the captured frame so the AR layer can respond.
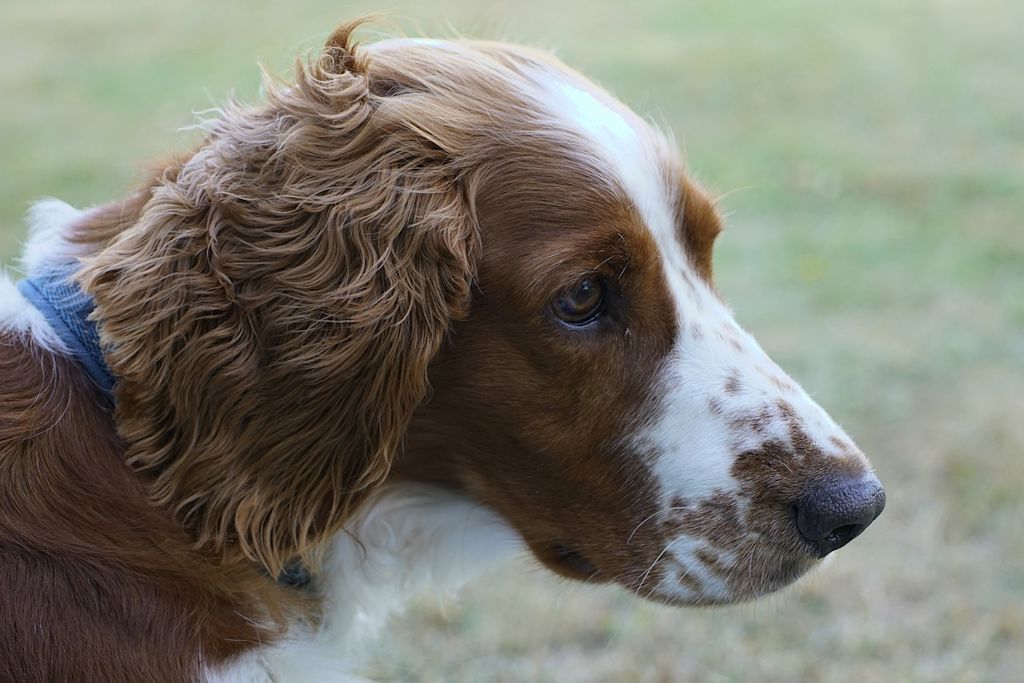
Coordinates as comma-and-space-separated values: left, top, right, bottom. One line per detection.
628, 556, 819, 608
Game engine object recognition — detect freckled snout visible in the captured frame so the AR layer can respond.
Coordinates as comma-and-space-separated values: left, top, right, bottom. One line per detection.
793, 472, 885, 558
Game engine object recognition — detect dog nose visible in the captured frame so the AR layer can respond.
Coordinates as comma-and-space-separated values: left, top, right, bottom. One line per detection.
793, 472, 885, 558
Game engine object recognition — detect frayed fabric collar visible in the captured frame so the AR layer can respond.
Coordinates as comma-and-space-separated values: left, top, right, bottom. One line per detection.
18, 262, 116, 409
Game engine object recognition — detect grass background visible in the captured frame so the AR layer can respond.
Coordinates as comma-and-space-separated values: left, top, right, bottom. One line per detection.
2, 0, 1021, 681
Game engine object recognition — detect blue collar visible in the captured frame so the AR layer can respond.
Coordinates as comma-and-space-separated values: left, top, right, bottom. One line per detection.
19, 264, 317, 587
18, 263, 116, 409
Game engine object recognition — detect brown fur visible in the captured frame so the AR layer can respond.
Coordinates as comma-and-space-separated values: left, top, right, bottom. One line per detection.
675, 176, 723, 284
2, 18, 880, 678
0, 334, 289, 681
77, 23, 480, 575
394, 187, 676, 582
649, 398, 870, 604
69, 21, 690, 585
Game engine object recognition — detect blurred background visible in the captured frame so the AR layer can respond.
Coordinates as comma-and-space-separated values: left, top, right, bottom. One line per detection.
2, 0, 1021, 680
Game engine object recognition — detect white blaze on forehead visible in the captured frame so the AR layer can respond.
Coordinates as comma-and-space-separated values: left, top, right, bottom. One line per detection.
528, 73, 696, 331
531, 72, 698, 351
528, 67, 858, 507
552, 82, 639, 151
528, 70, 742, 496
399, 47, 861, 605
530, 75, 677, 235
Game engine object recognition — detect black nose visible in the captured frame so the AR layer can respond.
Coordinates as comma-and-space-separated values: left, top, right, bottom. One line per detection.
793, 472, 885, 558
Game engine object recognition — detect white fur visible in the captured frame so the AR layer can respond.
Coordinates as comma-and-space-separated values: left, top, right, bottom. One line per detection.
207, 484, 522, 682
5, 46, 860, 673
527, 65, 860, 604
6, 200, 523, 682
0, 199, 87, 351
19, 198, 90, 276
0, 278, 66, 351
641, 175, 857, 603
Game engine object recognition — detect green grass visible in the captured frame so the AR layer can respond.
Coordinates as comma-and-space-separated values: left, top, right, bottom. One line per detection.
3, 1, 1022, 681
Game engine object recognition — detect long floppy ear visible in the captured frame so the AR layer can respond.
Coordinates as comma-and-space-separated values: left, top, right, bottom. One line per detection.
78, 22, 477, 574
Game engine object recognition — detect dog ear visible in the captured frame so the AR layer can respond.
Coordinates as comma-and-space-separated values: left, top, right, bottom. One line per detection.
79, 22, 478, 575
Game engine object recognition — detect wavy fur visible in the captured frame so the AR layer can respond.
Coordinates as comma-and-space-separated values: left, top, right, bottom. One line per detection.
2, 19, 885, 679
78, 23, 480, 575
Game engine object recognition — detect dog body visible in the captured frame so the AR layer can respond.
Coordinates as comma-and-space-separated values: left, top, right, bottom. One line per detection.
0, 26, 883, 682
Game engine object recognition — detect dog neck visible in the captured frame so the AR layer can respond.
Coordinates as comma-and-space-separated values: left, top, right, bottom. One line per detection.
213, 484, 523, 681
17, 262, 116, 409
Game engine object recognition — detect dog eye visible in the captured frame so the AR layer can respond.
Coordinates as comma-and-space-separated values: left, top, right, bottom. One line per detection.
552, 276, 606, 325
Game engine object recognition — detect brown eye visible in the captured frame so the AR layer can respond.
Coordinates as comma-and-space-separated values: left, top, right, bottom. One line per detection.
552, 276, 606, 325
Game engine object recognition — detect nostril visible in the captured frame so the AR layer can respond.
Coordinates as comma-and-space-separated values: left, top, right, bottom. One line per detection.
826, 523, 868, 551
793, 473, 885, 558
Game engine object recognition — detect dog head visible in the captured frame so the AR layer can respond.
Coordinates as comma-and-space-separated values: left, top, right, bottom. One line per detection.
79, 23, 883, 605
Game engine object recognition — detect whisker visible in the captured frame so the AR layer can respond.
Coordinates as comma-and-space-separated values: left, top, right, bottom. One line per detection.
626, 506, 687, 544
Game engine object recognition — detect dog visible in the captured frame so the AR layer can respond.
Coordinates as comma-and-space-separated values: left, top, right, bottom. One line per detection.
0, 21, 885, 682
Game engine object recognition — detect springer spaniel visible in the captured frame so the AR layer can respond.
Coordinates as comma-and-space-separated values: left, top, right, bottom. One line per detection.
0, 22, 885, 682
